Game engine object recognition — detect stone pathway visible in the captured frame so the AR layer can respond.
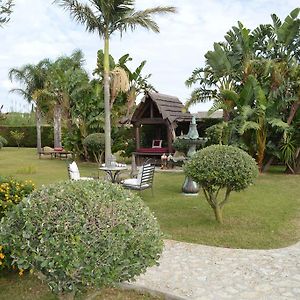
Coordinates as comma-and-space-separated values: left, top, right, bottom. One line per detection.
129, 240, 300, 299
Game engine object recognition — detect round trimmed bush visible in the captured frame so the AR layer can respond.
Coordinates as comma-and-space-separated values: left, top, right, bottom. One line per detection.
0, 180, 163, 295
184, 145, 258, 223
83, 133, 105, 163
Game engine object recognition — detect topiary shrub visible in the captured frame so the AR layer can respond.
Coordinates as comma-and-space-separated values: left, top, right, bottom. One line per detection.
83, 133, 105, 163
0, 180, 163, 297
184, 145, 258, 223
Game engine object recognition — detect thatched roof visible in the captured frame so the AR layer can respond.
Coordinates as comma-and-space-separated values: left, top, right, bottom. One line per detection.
196, 111, 223, 119
133, 92, 192, 124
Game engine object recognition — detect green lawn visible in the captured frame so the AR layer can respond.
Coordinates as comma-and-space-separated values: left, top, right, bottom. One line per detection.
1, 147, 300, 299
0, 147, 299, 249
0, 271, 160, 300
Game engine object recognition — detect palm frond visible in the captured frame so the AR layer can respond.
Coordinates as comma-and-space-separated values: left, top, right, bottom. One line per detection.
267, 118, 289, 130
54, 0, 103, 34
118, 6, 176, 34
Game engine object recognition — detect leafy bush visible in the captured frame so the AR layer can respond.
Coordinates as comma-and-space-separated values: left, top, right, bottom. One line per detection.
172, 138, 190, 154
83, 133, 105, 163
0, 136, 7, 149
0, 177, 35, 217
205, 122, 230, 145
0, 177, 35, 272
184, 145, 258, 223
0, 180, 163, 296
10, 130, 25, 148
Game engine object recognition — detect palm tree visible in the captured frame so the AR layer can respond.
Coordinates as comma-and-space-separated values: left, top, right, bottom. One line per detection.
35, 50, 88, 148
55, 0, 176, 166
0, 0, 13, 26
8, 60, 50, 154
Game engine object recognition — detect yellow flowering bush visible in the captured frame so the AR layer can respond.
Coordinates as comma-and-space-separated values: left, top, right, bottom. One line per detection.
0, 177, 35, 217
0, 244, 10, 271
0, 177, 35, 272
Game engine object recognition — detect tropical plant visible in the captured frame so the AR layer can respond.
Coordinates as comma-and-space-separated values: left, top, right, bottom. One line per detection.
9, 60, 50, 153
55, 0, 176, 166
34, 50, 89, 148
0, 0, 13, 26
184, 145, 258, 224
0, 180, 163, 298
186, 9, 300, 173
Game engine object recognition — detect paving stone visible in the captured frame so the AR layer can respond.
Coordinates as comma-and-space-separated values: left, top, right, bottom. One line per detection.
128, 239, 300, 300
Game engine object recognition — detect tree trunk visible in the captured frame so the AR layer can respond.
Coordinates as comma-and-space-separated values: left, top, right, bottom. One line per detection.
287, 101, 300, 125
103, 35, 112, 166
35, 105, 42, 154
256, 117, 266, 173
53, 103, 62, 148
295, 150, 300, 174
213, 205, 223, 224
262, 157, 274, 173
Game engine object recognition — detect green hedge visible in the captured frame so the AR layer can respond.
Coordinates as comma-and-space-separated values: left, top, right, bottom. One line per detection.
0, 126, 54, 147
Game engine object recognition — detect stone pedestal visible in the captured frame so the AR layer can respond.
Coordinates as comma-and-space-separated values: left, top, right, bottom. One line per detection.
182, 176, 199, 194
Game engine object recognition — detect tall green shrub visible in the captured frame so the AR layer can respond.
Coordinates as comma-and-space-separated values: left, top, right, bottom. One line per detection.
184, 145, 258, 223
0, 180, 163, 297
0, 126, 54, 147
82, 133, 105, 163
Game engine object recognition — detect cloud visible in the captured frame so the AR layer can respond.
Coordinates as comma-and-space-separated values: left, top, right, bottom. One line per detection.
0, 0, 299, 113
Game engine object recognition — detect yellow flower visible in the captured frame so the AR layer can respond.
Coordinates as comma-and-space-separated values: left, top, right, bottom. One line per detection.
19, 269, 24, 276
0, 261, 2, 265
0, 253, 5, 259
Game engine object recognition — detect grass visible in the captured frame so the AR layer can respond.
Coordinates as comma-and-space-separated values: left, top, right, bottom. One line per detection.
0, 147, 299, 249
0, 147, 300, 299
0, 271, 160, 300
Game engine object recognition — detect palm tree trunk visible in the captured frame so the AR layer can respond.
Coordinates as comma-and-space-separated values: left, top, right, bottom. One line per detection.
53, 103, 62, 148
257, 116, 266, 173
103, 34, 112, 166
35, 105, 42, 154
287, 101, 300, 125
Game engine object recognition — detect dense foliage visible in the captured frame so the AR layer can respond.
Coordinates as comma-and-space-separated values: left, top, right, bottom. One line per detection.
82, 133, 105, 163
0, 176, 35, 272
172, 138, 190, 154
0, 126, 53, 147
0, 180, 163, 295
184, 145, 258, 223
187, 9, 300, 173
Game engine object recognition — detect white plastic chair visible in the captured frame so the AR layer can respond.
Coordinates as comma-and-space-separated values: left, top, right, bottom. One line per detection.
122, 162, 155, 195
68, 161, 93, 181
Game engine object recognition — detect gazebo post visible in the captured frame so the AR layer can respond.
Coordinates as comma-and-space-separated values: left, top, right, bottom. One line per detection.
167, 124, 173, 153
135, 124, 141, 165
135, 124, 141, 150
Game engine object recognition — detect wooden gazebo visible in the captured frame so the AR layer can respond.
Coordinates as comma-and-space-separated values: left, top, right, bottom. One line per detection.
131, 92, 192, 165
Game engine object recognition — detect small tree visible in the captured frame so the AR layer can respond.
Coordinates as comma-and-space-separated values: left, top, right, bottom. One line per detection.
83, 133, 105, 164
184, 145, 258, 223
10, 130, 24, 148
0, 136, 7, 149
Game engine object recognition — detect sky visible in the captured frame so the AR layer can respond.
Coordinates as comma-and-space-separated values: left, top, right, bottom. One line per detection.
0, 0, 299, 113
